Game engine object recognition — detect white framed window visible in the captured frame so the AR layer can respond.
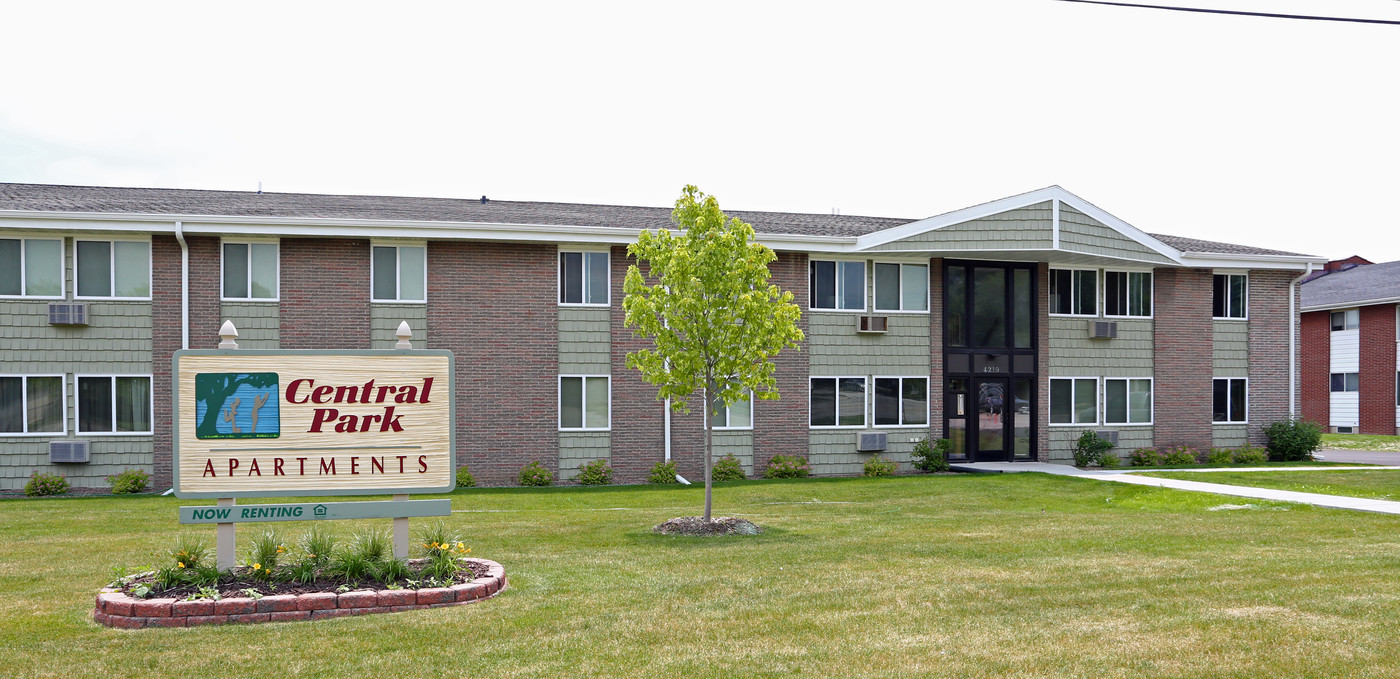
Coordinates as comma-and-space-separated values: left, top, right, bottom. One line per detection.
1050, 377, 1097, 425
75, 239, 151, 299
809, 260, 866, 311
558, 250, 610, 306
1103, 377, 1153, 425
1104, 271, 1152, 318
708, 390, 753, 430
0, 238, 63, 298
1213, 273, 1247, 319
371, 244, 426, 302
1049, 269, 1096, 316
76, 375, 152, 434
222, 241, 280, 300
810, 376, 866, 428
1330, 309, 1359, 331
0, 375, 66, 435
559, 375, 610, 430
873, 262, 929, 312
873, 376, 928, 427
1213, 377, 1248, 423
1329, 373, 1359, 393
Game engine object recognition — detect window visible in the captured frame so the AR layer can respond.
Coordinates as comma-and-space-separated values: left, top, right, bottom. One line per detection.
810, 260, 865, 311
1330, 309, 1359, 331
810, 377, 866, 427
1050, 378, 1097, 425
0, 238, 63, 298
559, 376, 609, 430
0, 376, 65, 434
371, 245, 426, 302
873, 377, 928, 426
222, 242, 279, 300
1212, 274, 1247, 319
1049, 269, 1096, 315
873, 262, 928, 312
77, 375, 151, 434
76, 240, 150, 298
1104, 378, 1153, 425
1330, 373, 1359, 393
1212, 378, 1247, 423
559, 251, 609, 305
710, 390, 753, 430
1104, 271, 1152, 317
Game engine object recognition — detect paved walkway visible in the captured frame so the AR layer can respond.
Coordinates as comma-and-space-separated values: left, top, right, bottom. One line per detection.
1313, 449, 1400, 466
950, 462, 1400, 515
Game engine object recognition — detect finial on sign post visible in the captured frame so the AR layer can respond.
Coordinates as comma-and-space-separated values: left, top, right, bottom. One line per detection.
395, 321, 413, 349
218, 320, 239, 349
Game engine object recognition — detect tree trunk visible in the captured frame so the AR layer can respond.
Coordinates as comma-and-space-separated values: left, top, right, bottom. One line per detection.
704, 380, 715, 522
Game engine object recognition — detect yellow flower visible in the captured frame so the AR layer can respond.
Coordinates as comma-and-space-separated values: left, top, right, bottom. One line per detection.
456, 542, 464, 549
178, 562, 185, 568
253, 563, 262, 570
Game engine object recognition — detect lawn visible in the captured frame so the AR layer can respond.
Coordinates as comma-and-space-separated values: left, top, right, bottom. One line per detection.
1320, 433, 1400, 452
1140, 469, 1400, 501
4, 474, 1400, 678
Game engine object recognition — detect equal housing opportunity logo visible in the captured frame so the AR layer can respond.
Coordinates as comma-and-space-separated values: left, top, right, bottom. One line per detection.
194, 372, 280, 439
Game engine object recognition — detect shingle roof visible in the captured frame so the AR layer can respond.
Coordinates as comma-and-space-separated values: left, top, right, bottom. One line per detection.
1148, 233, 1310, 258
1301, 259, 1400, 308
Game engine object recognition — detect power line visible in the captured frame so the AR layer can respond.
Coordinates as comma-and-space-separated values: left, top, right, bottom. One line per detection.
1054, 0, 1400, 25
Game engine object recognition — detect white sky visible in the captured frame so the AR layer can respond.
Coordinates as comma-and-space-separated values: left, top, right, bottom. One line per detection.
1, 0, 1397, 262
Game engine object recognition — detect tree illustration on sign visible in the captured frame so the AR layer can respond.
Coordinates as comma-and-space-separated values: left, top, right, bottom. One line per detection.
195, 373, 279, 439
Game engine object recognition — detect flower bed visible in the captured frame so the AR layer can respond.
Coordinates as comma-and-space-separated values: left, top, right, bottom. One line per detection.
93, 558, 505, 629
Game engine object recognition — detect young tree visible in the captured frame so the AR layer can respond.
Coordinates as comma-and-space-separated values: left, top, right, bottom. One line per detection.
623, 186, 804, 521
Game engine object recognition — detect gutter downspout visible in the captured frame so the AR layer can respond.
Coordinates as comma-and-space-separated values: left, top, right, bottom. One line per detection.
664, 397, 690, 484
174, 221, 189, 351
1288, 262, 1315, 418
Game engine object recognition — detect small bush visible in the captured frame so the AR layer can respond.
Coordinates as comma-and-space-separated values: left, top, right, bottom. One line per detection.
1074, 430, 1115, 467
170, 535, 212, 570
1265, 419, 1323, 462
24, 471, 69, 497
577, 459, 614, 486
518, 461, 554, 487
863, 455, 897, 477
648, 460, 679, 484
1130, 447, 1162, 467
299, 525, 337, 566
351, 528, 391, 563
911, 437, 951, 472
712, 455, 746, 482
1162, 445, 1200, 466
764, 455, 811, 479
1098, 452, 1120, 469
1233, 447, 1268, 465
108, 468, 150, 494
1207, 448, 1234, 464
456, 465, 476, 488
246, 529, 287, 579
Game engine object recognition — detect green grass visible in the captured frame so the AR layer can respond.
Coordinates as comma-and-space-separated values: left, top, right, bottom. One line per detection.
5, 475, 1400, 678
1321, 433, 1400, 452
1141, 469, 1400, 501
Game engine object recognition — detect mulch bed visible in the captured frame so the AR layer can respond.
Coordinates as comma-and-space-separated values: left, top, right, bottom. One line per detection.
653, 516, 763, 536
114, 558, 491, 600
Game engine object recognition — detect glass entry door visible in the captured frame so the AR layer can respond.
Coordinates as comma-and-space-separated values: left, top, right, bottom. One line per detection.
974, 377, 1009, 462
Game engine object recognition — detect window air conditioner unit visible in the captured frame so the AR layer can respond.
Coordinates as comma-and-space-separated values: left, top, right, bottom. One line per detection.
857, 316, 888, 334
857, 431, 888, 452
1094, 430, 1119, 445
50, 441, 90, 464
48, 303, 88, 326
1088, 320, 1117, 339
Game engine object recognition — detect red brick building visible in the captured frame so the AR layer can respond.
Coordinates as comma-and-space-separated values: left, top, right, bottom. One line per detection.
1300, 258, 1400, 434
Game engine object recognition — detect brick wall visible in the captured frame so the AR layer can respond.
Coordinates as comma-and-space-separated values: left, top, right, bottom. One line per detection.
1247, 271, 1295, 444
609, 246, 667, 484
428, 242, 558, 487
1299, 311, 1330, 428
1037, 262, 1050, 458
151, 235, 221, 488
279, 238, 370, 349
753, 251, 810, 473
1153, 268, 1214, 450
1358, 303, 1398, 435
928, 258, 944, 439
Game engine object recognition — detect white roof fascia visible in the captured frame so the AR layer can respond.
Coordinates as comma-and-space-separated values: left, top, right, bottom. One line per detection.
1300, 296, 1400, 313
1178, 251, 1327, 271
1050, 187, 1184, 263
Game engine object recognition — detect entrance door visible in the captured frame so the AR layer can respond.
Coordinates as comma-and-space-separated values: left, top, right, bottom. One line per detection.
974, 377, 1009, 462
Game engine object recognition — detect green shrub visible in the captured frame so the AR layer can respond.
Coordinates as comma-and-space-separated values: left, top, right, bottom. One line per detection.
1265, 419, 1322, 461
862, 455, 897, 477
712, 455, 746, 482
299, 525, 337, 566
456, 465, 476, 488
911, 437, 951, 472
416, 521, 468, 559
648, 460, 679, 484
1162, 445, 1199, 466
1207, 448, 1234, 464
351, 528, 391, 563
24, 471, 69, 497
1098, 452, 1120, 469
107, 468, 149, 494
1130, 447, 1162, 467
577, 459, 614, 486
764, 454, 811, 479
519, 461, 554, 486
1233, 447, 1268, 465
246, 529, 287, 579
1073, 431, 1115, 467
170, 535, 211, 570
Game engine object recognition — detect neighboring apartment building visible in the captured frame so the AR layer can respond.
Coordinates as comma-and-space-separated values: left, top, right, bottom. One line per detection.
1300, 258, 1400, 434
0, 183, 1323, 491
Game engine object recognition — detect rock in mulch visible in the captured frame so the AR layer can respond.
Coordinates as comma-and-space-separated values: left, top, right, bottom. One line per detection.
652, 516, 762, 536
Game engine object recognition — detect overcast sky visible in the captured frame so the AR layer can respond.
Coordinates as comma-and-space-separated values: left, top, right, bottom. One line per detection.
1, 1, 1396, 262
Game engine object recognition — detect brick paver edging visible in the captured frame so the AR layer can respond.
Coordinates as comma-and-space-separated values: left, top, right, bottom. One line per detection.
93, 559, 506, 629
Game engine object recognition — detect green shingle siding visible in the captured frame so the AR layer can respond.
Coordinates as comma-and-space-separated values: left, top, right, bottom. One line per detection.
558, 432, 610, 481
807, 312, 931, 374
222, 301, 280, 349
867, 202, 1054, 252
1213, 425, 1249, 448
807, 429, 927, 475
0, 438, 154, 490
558, 308, 610, 374
1212, 321, 1249, 376
1058, 206, 1174, 264
1047, 318, 1153, 376
370, 303, 427, 350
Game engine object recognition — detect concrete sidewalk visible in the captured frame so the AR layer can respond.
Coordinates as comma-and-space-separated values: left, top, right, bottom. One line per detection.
950, 462, 1400, 515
